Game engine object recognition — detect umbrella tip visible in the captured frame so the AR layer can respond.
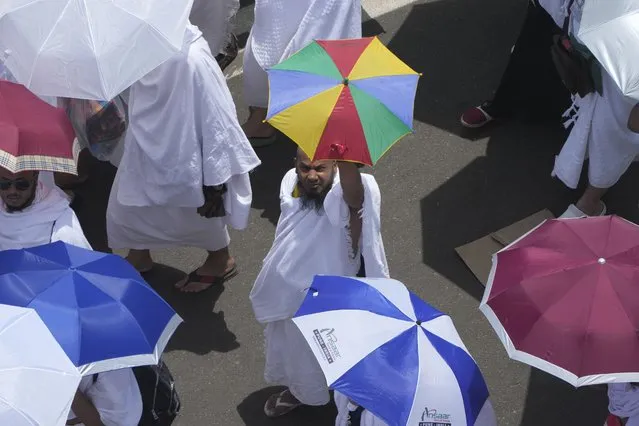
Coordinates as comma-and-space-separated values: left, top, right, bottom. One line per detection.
598, 258, 606, 265
416, 320, 422, 326
343, 78, 349, 86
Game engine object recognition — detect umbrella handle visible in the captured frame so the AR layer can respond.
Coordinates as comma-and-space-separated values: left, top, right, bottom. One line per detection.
303, 287, 319, 297
330, 143, 348, 157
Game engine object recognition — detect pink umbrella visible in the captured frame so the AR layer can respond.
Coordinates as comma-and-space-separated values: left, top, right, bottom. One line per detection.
0, 80, 76, 174
480, 215, 639, 386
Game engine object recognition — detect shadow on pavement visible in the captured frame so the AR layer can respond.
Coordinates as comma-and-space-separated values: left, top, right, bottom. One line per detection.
386, 0, 525, 141
237, 387, 336, 426
520, 370, 607, 426
145, 264, 241, 355
379, 1, 638, 425
249, 135, 298, 225
418, 121, 572, 301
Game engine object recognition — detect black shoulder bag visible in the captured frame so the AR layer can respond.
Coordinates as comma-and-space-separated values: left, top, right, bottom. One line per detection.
550, 0, 596, 97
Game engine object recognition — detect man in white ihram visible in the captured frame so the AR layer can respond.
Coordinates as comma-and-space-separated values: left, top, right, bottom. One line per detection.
0, 167, 142, 425
0, 168, 89, 251
242, 0, 362, 146
107, 23, 261, 292
250, 148, 389, 417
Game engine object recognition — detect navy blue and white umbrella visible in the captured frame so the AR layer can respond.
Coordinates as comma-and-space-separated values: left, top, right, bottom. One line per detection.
0, 241, 182, 375
293, 276, 491, 426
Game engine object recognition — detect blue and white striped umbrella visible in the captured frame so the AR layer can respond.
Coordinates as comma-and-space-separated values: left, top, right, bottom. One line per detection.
0, 241, 182, 375
293, 276, 490, 426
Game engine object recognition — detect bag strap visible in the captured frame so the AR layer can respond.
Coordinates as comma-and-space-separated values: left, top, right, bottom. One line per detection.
562, 0, 577, 33
49, 219, 57, 243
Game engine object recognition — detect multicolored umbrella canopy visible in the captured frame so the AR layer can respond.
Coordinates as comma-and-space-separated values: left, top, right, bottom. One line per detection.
266, 37, 419, 165
480, 216, 639, 386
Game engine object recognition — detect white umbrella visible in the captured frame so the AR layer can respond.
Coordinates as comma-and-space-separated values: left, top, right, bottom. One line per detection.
0, 0, 194, 101
578, 0, 639, 100
0, 305, 81, 426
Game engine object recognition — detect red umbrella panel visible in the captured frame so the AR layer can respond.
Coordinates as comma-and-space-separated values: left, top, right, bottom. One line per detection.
480, 216, 639, 386
0, 81, 77, 174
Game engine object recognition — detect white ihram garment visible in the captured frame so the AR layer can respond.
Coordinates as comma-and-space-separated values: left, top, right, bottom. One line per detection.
190, 0, 240, 54
107, 24, 260, 251
0, 180, 91, 250
243, 0, 362, 107
251, 169, 388, 405
552, 0, 639, 189
608, 383, 639, 426
67, 369, 142, 426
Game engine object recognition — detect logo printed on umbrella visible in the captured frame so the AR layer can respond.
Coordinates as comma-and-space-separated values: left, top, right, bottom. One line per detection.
312, 328, 341, 364
419, 407, 451, 426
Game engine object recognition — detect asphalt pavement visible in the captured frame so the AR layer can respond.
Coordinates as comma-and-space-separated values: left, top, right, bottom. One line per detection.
72, 1, 639, 425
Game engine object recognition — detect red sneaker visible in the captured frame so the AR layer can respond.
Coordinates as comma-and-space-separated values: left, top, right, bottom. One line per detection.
605, 414, 623, 426
460, 102, 495, 128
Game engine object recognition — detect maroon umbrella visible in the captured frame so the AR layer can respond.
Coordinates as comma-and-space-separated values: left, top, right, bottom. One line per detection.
0, 80, 76, 174
480, 215, 639, 386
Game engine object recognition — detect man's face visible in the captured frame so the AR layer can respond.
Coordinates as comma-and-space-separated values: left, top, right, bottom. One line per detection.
0, 169, 38, 212
295, 152, 336, 198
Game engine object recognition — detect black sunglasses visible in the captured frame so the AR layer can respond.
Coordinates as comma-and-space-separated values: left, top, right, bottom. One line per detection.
0, 178, 33, 191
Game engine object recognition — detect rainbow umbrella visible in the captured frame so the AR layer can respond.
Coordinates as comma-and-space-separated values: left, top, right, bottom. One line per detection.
266, 37, 419, 165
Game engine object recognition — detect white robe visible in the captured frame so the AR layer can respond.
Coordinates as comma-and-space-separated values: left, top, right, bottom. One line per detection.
190, 0, 240, 55
0, 180, 91, 250
107, 24, 260, 251
67, 369, 142, 426
334, 392, 498, 426
243, 0, 362, 107
608, 384, 639, 426
251, 169, 388, 405
552, 0, 639, 189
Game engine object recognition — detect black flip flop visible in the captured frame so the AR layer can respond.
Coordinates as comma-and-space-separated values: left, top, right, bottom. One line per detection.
177, 266, 238, 293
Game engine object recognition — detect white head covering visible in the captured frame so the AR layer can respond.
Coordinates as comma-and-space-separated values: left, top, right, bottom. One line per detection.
608, 383, 639, 425
0, 178, 73, 250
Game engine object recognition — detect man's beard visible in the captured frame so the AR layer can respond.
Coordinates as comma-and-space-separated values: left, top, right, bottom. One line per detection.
4, 189, 36, 213
299, 187, 330, 213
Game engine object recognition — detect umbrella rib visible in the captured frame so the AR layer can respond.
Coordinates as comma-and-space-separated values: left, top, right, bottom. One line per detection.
0, 393, 37, 425
76, 272, 155, 351
82, 0, 108, 98
574, 267, 605, 378
560, 220, 602, 259
580, 10, 639, 35
488, 254, 596, 302
111, 5, 181, 57
28, 0, 74, 88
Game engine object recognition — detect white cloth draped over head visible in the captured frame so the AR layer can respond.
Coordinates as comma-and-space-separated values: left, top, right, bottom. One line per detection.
252, 169, 388, 406
243, 0, 362, 107
334, 391, 498, 426
608, 383, 639, 426
190, 0, 240, 55
0, 179, 91, 250
551, 0, 639, 190
250, 168, 389, 323
67, 369, 142, 426
107, 23, 259, 250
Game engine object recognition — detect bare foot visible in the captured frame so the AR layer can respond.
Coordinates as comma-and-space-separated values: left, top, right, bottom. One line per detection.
126, 249, 154, 273
175, 252, 237, 293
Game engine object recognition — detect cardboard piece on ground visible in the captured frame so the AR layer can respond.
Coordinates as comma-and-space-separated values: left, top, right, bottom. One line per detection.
455, 210, 555, 286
